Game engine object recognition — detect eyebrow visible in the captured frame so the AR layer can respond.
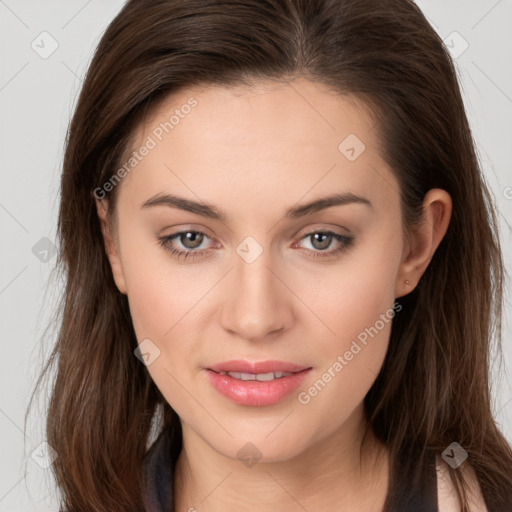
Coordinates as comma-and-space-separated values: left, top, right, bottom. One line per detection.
141, 191, 372, 221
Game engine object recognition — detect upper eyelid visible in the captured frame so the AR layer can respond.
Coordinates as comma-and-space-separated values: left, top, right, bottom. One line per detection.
163, 221, 352, 238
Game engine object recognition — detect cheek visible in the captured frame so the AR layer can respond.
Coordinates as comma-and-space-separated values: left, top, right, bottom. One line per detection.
295, 289, 394, 441
118, 222, 205, 340
294, 235, 400, 413
307, 274, 393, 380
122, 257, 207, 415
124, 267, 175, 341
305, 238, 400, 346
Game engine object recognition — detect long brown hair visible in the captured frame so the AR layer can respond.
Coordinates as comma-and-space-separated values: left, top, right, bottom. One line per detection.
28, 0, 512, 510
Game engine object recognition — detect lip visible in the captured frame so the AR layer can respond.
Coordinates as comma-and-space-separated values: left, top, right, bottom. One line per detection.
204, 360, 312, 407
206, 360, 310, 374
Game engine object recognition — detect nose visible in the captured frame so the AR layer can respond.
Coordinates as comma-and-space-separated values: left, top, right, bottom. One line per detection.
219, 243, 294, 343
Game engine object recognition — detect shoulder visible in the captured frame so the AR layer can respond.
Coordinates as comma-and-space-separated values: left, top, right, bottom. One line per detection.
436, 455, 488, 512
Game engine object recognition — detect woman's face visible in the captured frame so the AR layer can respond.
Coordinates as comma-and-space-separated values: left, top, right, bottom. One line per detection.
100, 78, 411, 461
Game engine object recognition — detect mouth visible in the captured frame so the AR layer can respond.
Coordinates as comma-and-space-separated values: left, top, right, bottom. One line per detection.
204, 360, 312, 406
211, 370, 297, 381
206, 359, 310, 374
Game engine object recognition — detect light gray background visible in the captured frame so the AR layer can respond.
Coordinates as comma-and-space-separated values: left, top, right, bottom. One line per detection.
1, 1, 511, 510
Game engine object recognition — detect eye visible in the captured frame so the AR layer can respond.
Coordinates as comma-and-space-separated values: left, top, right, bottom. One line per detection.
158, 228, 355, 262
158, 230, 214, 261
295, 230, 354, 259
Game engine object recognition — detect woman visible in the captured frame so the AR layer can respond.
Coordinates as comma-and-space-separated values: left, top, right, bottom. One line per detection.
31, 0, 512, 510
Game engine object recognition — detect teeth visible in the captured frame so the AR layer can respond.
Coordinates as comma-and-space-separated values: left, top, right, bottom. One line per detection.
222, 371, 293, 381
254, 372, 273, 381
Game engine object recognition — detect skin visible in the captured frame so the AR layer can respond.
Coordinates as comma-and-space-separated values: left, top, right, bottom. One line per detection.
96, 77, 460, 511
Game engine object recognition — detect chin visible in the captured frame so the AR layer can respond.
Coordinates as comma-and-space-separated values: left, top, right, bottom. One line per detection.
205, 427, 314, 465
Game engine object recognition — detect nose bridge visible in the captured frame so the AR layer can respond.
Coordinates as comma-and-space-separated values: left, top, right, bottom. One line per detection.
219, 235, 293, 341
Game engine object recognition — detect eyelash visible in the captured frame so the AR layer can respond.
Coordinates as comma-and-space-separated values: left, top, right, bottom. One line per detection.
158, 229, 354, 262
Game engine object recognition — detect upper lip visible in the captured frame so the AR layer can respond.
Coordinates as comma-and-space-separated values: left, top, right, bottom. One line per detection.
207, 360, 311, 374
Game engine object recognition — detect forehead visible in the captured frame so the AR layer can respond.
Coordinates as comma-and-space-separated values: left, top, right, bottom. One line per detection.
137, 78, 376, 156
118, 78, 399, 215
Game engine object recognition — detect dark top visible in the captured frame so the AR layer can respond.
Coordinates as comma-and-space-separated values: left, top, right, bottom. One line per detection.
142, 428, 439, 512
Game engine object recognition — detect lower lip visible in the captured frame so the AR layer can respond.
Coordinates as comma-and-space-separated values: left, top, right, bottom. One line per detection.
205, 368, 312, 406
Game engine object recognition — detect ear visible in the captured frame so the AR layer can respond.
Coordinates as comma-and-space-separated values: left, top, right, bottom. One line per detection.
95, 198, 127, 295
395, 188, 452, 298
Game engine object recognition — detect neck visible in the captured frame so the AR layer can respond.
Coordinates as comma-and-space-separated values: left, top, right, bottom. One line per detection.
173, 406, 390, 512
